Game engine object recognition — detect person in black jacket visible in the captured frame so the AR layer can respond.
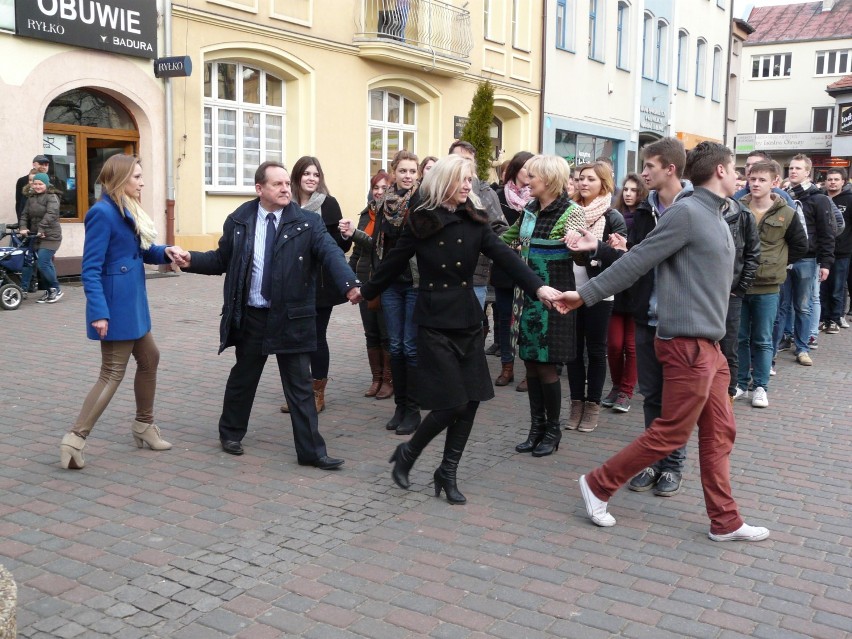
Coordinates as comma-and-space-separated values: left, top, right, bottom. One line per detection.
564, 162, 628, 434
278, 156, 351, 414
178, 161, 359, 468
821, 168, 852, 331
356, 155, 563, 504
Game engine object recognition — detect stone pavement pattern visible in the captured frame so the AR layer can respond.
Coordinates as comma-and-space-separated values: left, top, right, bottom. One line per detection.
1, 272, 850, 639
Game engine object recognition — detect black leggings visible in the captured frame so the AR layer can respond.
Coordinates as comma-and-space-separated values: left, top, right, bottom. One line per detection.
310, 306, 334, 379
566, 301, 613, 403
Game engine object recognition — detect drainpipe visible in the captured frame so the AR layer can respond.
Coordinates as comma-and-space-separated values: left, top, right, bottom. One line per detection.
538, 0, 547, 152
723, 4, 734, 147
164, 0, 176, 245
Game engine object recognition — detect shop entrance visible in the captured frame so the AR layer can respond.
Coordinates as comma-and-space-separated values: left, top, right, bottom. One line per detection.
42, 88, 139, 221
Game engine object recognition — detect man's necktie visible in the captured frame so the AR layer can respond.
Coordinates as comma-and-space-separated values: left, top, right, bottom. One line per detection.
261, 212, 276, 301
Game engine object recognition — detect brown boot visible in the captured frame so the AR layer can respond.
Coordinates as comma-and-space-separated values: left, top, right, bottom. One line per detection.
565, 400, 584, 430
365, 347, 383, 397
313, 378, 327, 413
516, 377, 528, 392
577, 402, 600, 432
375, 349, 394, 400
495, 362, 514, 386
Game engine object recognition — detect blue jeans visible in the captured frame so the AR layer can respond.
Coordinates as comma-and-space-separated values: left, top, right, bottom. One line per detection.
773, 274, 793, 353
738, 292, 779, 391
381, 282, 417, 365
474, 285, 487, 309
808, 265, 821, 339
789, 258, 817, 354
821, 256, 851, 322
21, 247, 60, 292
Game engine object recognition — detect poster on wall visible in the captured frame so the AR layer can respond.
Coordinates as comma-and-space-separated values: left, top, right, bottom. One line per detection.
15, 0, 157, 59
839, 103, 852, 137
0, 0, 14, 31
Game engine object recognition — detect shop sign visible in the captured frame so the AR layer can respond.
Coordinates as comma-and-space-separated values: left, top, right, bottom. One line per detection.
453, 116, 469, 140
839, 102, 852, 136
154, 55, 192, 78
639, 104, 667, 134
735, 132, 833, 154
15, 0, 157, 60
810, 156, 850, 168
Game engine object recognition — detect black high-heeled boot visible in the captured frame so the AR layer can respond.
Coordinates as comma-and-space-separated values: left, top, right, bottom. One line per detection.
434, 418, 474, 504
515, 377, 545, 453
389, 412, 450, 489
386, 357, 407, 430
396, 366, 421, 435
532, 379, 562, 457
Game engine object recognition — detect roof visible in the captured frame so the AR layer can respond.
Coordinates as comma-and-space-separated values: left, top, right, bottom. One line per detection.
826, 73, 852, 93
745, 0, 852, 45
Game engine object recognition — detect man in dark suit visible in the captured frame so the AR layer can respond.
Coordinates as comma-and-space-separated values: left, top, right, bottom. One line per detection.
176, 161, 360, 469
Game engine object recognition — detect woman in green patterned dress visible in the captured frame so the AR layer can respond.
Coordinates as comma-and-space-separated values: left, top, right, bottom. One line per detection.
503, 155, 584, 458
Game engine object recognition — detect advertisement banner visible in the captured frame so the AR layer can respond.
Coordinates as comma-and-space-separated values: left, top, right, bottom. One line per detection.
15, 0, 157, 59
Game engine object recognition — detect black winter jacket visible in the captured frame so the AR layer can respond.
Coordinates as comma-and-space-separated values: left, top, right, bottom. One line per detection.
724, 200, 761, 297
310, 195, 352, 308
187, 198, 359, 354
791, 183, 835, 269
490, 187, 525, 289
831, 184, 852, 258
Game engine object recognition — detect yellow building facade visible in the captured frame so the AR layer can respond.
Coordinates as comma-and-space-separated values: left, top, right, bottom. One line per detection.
171, 0, 542, 249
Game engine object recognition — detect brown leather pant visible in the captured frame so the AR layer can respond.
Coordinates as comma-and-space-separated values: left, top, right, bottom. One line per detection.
71, 332, 159, 436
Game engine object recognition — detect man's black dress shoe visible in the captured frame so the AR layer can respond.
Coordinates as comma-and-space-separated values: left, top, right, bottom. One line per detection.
298, 455, 344, 470
221, 440, 244, 455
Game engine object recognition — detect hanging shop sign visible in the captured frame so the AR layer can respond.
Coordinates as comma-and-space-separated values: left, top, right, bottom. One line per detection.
154, 55, 192, 78
15, 0, 157, 59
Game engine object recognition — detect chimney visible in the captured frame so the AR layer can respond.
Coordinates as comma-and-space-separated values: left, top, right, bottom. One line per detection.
822, 0, 835, 11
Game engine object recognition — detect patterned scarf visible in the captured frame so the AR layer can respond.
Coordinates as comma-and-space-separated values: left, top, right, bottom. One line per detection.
575, 193, 613, 241
376, 183, 417, 260
504, 180, 531, 212
301, 191, 327, 213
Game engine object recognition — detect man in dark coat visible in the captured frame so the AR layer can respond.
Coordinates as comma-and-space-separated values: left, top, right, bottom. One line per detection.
178, 162, 360, 468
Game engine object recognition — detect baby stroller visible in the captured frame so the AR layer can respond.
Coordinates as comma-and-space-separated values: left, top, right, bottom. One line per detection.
0, 223, 36, 311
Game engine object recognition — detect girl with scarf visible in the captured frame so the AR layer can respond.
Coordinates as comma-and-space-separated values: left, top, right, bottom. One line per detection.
279, 156, 351, 414
502, 155, 586, 458
59, 155, 185, 470
489, 151, 534, 388
564, 162, 627, 433
341, 150, 421, 436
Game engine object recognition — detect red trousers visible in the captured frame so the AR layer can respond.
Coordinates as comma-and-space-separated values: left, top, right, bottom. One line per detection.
587, 337, 743, 535
607, 312, 637, 396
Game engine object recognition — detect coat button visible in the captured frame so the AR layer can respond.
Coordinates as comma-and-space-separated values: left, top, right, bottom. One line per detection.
441, 264, 446, 269
455, 262, 462, 267
461, 281, 468, 287
121, 266, 127, 272
443, 283, 448, 288
457, 239, 462, 243
429, 283, 434, 289
438, 241, 444, 246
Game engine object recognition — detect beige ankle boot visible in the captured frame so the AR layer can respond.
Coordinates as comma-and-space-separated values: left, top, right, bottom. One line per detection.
132, 420, 172, 450
578, 402, 601, 432
565, 400, 584, 430
60, 432, 86, 469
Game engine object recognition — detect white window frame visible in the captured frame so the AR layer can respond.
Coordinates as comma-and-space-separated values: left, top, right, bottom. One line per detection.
755, 108, 786, 134
815, 49, 852, 76
642, 11, 654, 79
812, 107, 834, 133
676, 29, 689, 90
203, 61, 286, 191
695, 38, 707, 97
484, 0, 493, 41
616, 1, 629, 70
655, 19, 669, 84
750, 53, 792, 79
711, 45, 723, 102
368, 89, 417, 178
588, 0, 604, 62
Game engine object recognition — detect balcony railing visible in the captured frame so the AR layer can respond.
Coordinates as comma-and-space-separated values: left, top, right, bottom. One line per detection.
355, 0, 473, 62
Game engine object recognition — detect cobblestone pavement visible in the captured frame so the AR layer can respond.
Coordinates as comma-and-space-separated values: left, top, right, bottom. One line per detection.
1, 272, 850, 639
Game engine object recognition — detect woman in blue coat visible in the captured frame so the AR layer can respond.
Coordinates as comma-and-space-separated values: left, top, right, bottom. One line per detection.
59, 154, 185, 470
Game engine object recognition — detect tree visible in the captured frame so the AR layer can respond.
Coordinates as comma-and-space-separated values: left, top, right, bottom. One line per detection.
460, 81, 495, 181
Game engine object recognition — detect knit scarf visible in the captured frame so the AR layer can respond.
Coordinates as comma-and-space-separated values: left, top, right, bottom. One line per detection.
788, 183, 811, 201
122, 197, 157, 250
364, 203, 377, 238
574, 193, 612, 241
504, 180, 531, 211
301, 191, 326, 213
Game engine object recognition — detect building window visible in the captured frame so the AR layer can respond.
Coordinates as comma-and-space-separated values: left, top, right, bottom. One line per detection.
616, 2, 629, 69
755, 109, 786, 134
555, 0, 575, 51
815, 49, 852, 76
203, 62, 285, 189
677, 29, 689, 90
655, 19, 669, 83
512, 0, 519, 48
642, 12, 654, 78
484, 0, 493, 40
369, 89, 416, 177
813, 107, 834, 132
711, 46, 722, 102
750, 53, 792, 79
695, 38, 707, 97
588, 0, 604, 61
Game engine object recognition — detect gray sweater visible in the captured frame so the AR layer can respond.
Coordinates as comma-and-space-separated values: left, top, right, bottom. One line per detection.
578, 187, 734, 341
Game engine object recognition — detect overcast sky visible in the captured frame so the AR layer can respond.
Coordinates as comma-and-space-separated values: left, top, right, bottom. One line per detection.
733, 0, 818, 20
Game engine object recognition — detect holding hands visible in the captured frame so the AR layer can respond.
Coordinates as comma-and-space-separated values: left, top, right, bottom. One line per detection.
607, 233, 627, 251
347, 287, 363, 304
563, 228, 599, 253
166, 245, 191, 270
339, 219, 355, 240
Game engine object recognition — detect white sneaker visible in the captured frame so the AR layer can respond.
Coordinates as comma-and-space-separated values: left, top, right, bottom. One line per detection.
579, 475, 615, 527
769, 366, 776, 376
709, 522, 770, 542
839, 317, 850, 329
732, 387, 747, 401
751, 386, 768, 408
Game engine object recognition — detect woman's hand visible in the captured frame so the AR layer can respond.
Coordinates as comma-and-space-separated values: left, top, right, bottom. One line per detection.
91, 319, 109, 340
607, 233, 627, 252
165, 245, 191, 269
339, 219, 355, 239
564, 229, 598, 252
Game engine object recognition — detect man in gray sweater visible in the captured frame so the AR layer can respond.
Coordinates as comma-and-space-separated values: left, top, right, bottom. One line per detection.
559, 142, 770, 543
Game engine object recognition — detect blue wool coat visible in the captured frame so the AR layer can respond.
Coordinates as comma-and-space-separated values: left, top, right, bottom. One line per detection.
82, 195, 170, 341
